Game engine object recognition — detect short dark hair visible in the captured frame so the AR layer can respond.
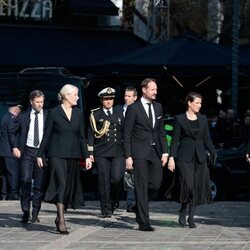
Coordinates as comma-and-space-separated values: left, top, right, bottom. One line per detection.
29, 90, 45, 101
140, 78, 156, 88
185, 92, 202, 106
125, 86, 138, 96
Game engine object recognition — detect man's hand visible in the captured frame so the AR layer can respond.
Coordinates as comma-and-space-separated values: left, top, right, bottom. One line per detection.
246, 154, 250, 164
161, 155, 168, 167
37, 157, 44, 168
13, 148, 21, 158
126, 157, 133, 170
167, 157, 175, 172
85, 158, 92, 170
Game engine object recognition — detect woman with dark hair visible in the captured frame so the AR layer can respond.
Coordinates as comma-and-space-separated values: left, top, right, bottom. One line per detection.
168, 92, 216, 228
37, 84, 92, 234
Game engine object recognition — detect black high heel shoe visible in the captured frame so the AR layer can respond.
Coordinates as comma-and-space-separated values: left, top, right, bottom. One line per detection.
55, 218, 59, 231
187, 217, 196, 228
57, 223, 69, 235
178, 217, 187, 227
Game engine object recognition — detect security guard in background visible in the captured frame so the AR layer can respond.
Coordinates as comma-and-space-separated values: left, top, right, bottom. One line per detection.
88, 87, 124, 218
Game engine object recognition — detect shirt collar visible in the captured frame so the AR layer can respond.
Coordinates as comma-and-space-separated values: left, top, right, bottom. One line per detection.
103, 107, 113, 114
31, 109, 43, 115
141, 96, 152, 105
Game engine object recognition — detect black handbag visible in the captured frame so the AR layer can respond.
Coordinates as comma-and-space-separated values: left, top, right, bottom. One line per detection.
124, 170, 134, 191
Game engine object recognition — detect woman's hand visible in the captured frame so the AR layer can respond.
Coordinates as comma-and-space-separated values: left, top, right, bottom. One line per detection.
168, 157, 175, 172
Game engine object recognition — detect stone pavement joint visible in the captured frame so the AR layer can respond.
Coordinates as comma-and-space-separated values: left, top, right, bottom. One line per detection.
0, 201, 249, 249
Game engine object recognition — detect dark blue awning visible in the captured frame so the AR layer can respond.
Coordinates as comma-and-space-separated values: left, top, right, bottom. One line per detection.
0, 26, 146, 69
69, 0, 119, 16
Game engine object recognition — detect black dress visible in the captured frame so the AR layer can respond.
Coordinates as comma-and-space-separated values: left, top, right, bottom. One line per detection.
172, 120, 212, 206
44, 158, 84, 210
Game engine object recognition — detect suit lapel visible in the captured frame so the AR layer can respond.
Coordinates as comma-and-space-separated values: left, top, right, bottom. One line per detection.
58, 105, 71, 122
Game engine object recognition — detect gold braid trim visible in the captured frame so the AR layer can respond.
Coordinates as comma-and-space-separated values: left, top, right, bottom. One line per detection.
89, 112, 110, 138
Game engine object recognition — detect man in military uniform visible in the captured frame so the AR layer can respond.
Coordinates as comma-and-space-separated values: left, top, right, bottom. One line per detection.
88, 87, 124, 218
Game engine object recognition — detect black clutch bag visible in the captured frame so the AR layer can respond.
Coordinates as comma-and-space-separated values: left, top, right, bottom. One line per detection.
124, 170, 134, 191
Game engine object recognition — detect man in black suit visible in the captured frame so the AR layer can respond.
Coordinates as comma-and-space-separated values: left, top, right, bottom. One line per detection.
124, 78, 168, 231
12, 90, 47, 223
88, 87, 124, 218
0, 103, 22, 200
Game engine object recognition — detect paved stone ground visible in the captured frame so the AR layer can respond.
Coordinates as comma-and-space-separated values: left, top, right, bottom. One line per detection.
0, 200, 249, 250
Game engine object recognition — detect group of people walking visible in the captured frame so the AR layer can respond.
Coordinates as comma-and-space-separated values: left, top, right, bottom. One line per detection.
1, 77, 243, 234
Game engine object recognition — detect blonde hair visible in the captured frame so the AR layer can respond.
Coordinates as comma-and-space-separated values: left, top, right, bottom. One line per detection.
58, 84, 78, 102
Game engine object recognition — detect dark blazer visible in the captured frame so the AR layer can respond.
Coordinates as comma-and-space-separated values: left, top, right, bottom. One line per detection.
0, 112, 20, 157
13, 109, 48, 154
37, 105, 88, 159
170, 113, 216, 163
123, 100, 167, 159
87, 106, 124, 157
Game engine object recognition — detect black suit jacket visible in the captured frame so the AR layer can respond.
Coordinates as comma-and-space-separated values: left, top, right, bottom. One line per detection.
0, 112, 20, 157
14, 109, 48, 154
170, 113, 216, 163
37, 105, 89, 159
123, 99, 167, 159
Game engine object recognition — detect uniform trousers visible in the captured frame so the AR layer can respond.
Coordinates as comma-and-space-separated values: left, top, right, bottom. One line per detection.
133, 146, 162, 226
95, 156, 124, 215
20, 147, 46, 213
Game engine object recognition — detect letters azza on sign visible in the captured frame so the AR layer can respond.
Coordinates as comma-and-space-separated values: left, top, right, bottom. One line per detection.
0, 0, 52, 20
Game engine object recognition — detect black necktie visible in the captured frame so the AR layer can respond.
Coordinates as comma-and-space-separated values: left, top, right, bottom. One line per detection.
147, 103, 153, 127
107, 110, 111, 116
33, 111, 39, 147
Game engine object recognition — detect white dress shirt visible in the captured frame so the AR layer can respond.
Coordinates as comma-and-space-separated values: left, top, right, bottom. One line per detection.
103, 107, 113, 116
26, 109, 44, 148
140, 97, 155, 127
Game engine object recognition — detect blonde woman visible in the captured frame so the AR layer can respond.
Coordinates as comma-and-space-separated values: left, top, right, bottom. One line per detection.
37, 84, 91, 234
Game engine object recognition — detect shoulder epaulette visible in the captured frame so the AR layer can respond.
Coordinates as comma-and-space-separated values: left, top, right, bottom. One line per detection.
90, 107, 100, 113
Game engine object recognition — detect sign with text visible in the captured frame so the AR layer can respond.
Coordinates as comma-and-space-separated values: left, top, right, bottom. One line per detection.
0, 0, 52, 21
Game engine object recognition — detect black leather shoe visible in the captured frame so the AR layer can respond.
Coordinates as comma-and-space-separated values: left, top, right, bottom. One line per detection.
139, 224, 155, 231
102, 212, 112, 218
7, 193, 20, 200
178, 216, 187, 227
30, 211, 40, 223
20, 211, 30, 224
127, 205, 136, 213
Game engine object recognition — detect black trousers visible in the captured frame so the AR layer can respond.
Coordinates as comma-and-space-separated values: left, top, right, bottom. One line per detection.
20, 147, 46, 213
2, 157, 20, 195
95, 156, 125, 214
133, 146, 162, 226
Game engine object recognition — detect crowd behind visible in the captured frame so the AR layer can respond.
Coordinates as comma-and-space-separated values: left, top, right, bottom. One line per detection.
0, 79, 249, 234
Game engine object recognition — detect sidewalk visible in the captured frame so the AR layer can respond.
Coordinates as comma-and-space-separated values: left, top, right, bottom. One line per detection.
0, 201, 249, 249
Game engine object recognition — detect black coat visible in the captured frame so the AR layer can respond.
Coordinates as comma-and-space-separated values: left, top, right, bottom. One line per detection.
123, 100, 167, 159
37, 105, 88, 159
0, 112, 20, 157
170, 113, 216, 163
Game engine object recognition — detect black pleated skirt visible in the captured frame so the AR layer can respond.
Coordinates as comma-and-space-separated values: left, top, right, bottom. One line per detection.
44, 158, 84, 210
171, 155, 212, 206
